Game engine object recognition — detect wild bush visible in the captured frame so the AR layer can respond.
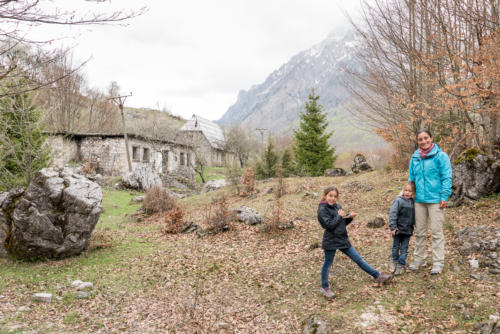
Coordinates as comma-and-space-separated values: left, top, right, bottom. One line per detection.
143, 186, 177, 215
206, 195, 233, 234
264, 167, 286, 233
163, 206, 185, 234
240, 167, 255, 196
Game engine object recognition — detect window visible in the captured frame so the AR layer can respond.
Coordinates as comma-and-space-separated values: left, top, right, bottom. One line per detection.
132, 146, 140, 161
143, 148, 150, 162
180, 152, 185, 166
186, 153, 191, 167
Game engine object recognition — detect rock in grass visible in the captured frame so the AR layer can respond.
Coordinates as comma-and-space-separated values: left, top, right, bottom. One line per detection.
17, 306, 31, 312
76, 282, 93, 291
302, 315, 327, 334
32, 293, 52, 302
71, 280, 84, 288
470, 273, 483, 280
76, 291, 92, 299
216, 322, 228, 329
469, 259, 479, 268
367, 217, 385, 228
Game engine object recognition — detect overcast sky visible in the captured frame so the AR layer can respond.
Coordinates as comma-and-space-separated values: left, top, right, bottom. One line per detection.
30, 0, 362, 121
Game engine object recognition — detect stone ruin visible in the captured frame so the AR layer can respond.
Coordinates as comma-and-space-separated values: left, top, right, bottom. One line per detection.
351, 154, 374, 173
0, 168, 102, 260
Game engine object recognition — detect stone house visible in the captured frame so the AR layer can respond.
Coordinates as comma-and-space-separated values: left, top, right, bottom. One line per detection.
46, 132, 195, 177
176, 114, 236, 167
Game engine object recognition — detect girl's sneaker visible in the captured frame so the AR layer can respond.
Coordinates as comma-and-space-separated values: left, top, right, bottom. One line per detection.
320, 287, 336, 299
375, 272, 393, 284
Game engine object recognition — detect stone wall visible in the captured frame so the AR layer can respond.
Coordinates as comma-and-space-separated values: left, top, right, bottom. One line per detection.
45, 136, 79, 168
47, 134, 196, 177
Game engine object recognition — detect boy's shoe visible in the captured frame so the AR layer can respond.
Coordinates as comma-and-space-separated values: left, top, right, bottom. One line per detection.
408, 260, 427, 271
430, 263, 443, 275
395, 265, 406, 276
391, 262, 398, 273
320, 287, 336, 299
375, 272, 393, 284
394, 264, 401, 276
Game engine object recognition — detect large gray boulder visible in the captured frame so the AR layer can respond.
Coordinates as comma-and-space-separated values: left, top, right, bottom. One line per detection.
122, 165, 162, 191
324, 168, 346, 177
0, 168, 102, 260
451, 149, 500, 205
234, 206, 263, 225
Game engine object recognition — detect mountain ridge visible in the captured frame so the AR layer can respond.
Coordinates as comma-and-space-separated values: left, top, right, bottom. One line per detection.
218, 30, 385, 152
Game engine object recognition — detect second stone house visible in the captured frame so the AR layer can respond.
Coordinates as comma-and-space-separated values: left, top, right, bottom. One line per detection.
176, 114, 236, 166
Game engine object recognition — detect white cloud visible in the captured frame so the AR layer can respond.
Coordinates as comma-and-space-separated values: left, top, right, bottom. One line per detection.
21, 0, 362, 120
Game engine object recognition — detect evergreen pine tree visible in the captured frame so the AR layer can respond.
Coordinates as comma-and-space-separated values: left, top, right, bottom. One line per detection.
281, 148, 294, 177
0, 81, 50, 190
293, 90, 336, 176
255, 137, 279, 179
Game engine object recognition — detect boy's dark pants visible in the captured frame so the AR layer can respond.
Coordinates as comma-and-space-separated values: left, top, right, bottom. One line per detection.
392, 234, 411, 266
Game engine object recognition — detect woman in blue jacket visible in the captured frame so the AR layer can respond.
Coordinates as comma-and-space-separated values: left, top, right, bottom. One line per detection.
408, 129, 452, 275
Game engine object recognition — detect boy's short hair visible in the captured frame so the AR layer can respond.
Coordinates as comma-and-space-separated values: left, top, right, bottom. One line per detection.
404, 181, 416, 193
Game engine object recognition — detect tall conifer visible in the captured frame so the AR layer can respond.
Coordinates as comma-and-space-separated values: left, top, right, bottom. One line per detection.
293, 90, 336, 176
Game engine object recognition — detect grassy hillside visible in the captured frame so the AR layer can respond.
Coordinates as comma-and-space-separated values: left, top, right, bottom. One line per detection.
0, 171, 498, 333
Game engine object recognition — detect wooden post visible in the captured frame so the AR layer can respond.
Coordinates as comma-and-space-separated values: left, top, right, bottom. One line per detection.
109, 93, 133, 172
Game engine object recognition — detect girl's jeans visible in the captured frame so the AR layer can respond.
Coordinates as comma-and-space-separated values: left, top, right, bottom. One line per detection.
321, 246, 379, 288
392, 234, 411, 266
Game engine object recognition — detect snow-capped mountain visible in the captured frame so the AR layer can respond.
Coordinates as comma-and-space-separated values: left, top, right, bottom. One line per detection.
218, 30, 384, 152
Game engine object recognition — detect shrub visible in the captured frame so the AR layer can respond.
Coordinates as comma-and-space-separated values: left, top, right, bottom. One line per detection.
264, 167, 286, 233
206, 195, 233, 234
163, 206, 185, 234
81, 158, 95, 175
143, 186, 177, 215
240, 167, 255, 196
225, 162, 242, 194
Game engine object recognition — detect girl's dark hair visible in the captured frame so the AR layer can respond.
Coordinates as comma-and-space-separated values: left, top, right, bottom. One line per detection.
323, 186, 339, 197
416, 128, 432, 139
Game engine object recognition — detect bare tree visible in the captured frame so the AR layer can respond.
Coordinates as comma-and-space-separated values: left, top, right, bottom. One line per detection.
347, 0, 499, 163
0, 1, 146, 97
224, 124, 257, 168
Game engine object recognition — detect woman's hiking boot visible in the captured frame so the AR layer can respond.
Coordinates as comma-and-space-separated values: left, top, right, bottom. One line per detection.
408, 260, 427, 271
320, 287, 336, 299
430, 263, 443, 275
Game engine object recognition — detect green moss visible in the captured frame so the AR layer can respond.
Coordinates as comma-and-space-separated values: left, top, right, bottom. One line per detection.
455, 148, 485, 164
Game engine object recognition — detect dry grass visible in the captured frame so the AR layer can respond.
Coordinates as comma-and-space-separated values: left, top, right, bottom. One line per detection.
0, 171, 498, 333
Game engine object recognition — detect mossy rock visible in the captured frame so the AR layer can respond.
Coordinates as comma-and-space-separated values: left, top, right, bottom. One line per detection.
455, 148, 486, 165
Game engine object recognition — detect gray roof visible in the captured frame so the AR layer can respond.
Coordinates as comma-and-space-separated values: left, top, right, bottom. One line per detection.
180, 114, 225, 149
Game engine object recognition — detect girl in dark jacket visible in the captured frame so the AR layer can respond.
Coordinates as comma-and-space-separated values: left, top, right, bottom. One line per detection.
318, 186, 392, 299
389, 182, 416, 276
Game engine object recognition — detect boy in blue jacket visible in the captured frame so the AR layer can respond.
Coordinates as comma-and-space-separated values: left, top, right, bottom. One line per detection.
389, 182, 416, 276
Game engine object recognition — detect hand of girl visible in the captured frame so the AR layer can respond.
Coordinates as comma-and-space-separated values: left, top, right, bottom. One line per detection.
439, 200, 448, 209
391, 230, 397, 236
338, 209, 345, 217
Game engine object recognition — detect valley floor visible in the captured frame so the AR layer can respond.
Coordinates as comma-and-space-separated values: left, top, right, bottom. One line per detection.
0, 171, 499, 333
